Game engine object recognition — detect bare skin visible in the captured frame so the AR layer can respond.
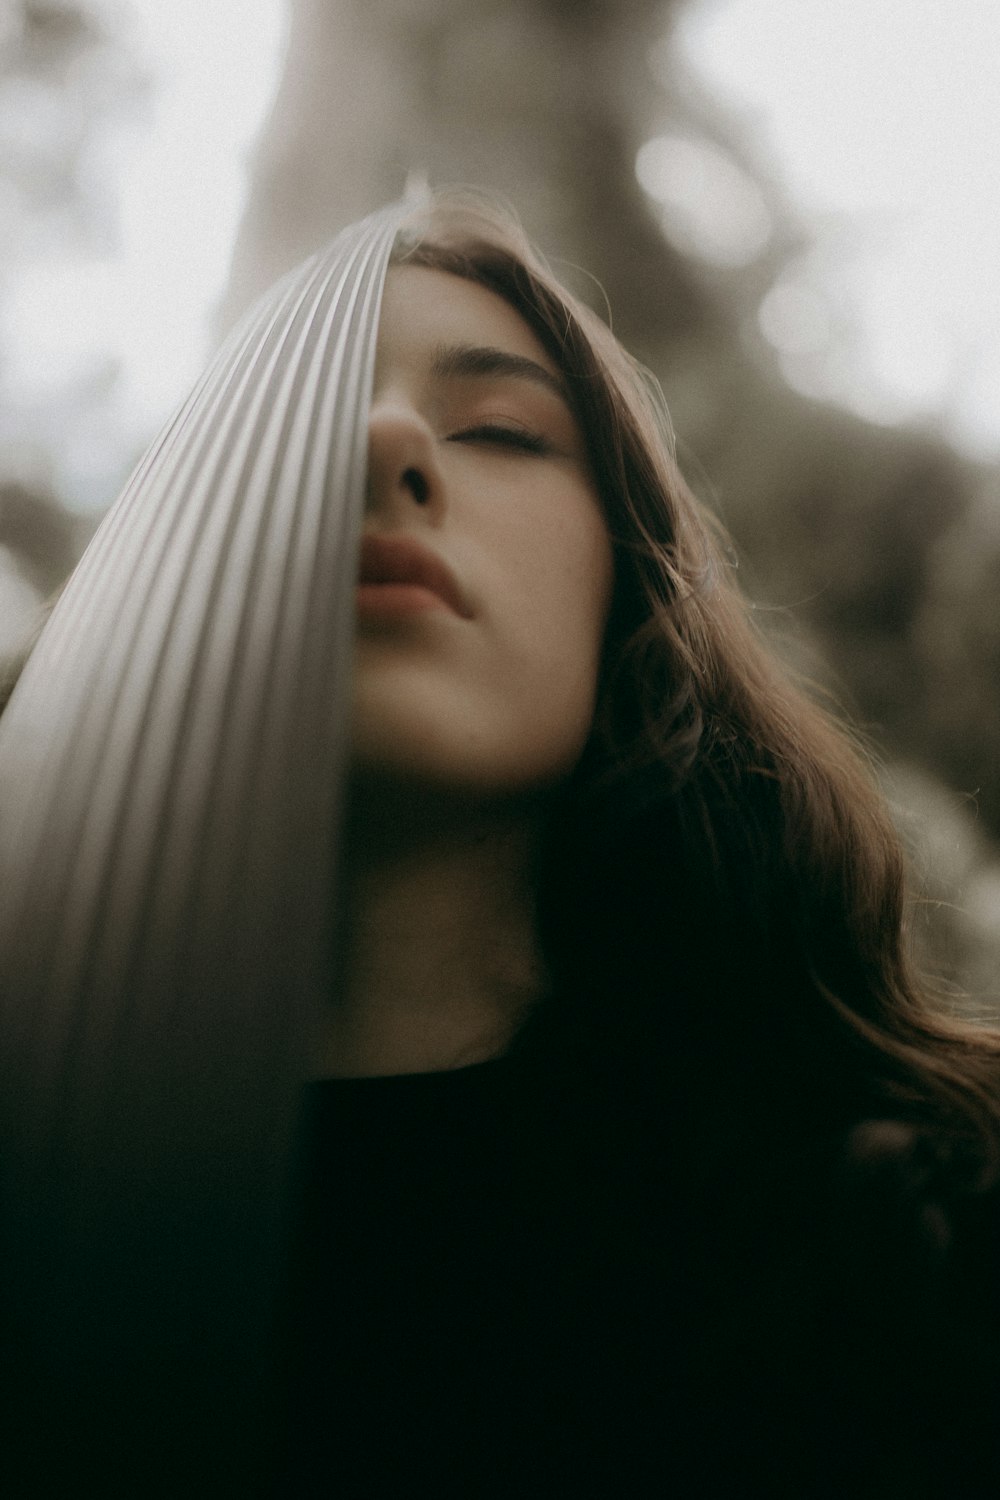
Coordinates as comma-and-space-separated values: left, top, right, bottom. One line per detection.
314, 265, 612, 1077
313, 777, 550, 1077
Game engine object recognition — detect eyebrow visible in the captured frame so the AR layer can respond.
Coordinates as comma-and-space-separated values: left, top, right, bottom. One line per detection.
431, 342, 572, 409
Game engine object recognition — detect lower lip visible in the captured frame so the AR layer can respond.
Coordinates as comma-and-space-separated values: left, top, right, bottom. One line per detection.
355, 582, 454, 618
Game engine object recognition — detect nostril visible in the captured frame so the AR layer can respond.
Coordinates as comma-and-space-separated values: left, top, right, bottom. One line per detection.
403, 467, 430, 505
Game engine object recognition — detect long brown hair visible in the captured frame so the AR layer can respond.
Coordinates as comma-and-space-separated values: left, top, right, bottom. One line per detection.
395, 191, 1000, 1185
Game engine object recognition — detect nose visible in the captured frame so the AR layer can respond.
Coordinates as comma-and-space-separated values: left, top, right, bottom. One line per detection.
365, 401, 445, 521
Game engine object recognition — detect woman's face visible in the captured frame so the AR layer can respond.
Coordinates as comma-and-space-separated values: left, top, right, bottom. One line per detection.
351, 263, 614, 797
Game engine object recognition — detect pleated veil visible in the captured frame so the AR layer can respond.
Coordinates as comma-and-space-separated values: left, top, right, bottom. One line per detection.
0, 198, 410, 1487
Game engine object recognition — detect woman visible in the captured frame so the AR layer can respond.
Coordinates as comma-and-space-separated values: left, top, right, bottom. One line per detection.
3, 193, 1000, 1495
275, 195, 1000, 1496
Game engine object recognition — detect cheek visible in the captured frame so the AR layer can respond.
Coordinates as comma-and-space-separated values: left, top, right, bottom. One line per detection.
483, 504, 613, 750
349, 496, 614, 795
498, 504, 612, 664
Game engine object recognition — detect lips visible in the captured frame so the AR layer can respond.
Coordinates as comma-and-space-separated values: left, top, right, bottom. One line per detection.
356, 534, 471, 618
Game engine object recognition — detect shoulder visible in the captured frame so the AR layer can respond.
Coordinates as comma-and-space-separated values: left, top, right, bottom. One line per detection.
830, 1119, 955, 1268
823, 1118, 1000, 1492
825, 1117, 1000, 1330
829, 1117, 1000, 1290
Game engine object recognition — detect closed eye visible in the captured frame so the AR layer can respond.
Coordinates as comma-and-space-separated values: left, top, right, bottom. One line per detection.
446, 424, 550, 456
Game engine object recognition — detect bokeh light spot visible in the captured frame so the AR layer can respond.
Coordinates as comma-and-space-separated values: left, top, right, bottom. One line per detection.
636, 134, 772, 269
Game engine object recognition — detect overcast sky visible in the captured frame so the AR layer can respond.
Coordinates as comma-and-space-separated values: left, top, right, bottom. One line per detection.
2, 0, 998, 530
673, 0, 1000, 459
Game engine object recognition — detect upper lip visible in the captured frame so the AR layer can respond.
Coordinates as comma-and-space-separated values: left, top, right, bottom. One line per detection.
356, 534, 471, 618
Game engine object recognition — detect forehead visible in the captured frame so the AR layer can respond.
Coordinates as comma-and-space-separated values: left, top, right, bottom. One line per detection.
376, 264, 560, 381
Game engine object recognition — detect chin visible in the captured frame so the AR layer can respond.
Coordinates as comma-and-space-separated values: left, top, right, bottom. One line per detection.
349, 734, 585, 807
349, 686, 593, 801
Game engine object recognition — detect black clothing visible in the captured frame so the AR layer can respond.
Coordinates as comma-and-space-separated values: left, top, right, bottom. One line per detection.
275, 1056, 1000, 1498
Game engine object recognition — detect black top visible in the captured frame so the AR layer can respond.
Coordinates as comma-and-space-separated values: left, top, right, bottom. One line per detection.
275, 1056, 1000, 1498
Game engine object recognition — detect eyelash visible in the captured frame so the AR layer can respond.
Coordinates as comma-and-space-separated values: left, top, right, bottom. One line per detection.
446, 424, 550, 456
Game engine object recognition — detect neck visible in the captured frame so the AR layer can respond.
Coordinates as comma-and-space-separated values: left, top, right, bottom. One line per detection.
312, 772, 551, 1077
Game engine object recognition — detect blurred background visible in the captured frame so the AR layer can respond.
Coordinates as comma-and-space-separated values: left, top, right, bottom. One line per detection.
2, 0, 999, 1003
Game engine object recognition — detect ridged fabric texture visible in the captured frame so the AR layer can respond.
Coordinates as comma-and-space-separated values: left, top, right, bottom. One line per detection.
0, 199, 409, 1486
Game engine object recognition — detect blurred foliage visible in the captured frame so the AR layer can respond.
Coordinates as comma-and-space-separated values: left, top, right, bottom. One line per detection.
2, 0, 999, 999
0, 0, 145, 256
0, 477, 86, 595
0, 0, 148, 508
0, 0, 145, 635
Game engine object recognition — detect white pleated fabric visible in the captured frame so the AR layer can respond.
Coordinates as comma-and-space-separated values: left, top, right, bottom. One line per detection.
0, 199, 409, 1486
